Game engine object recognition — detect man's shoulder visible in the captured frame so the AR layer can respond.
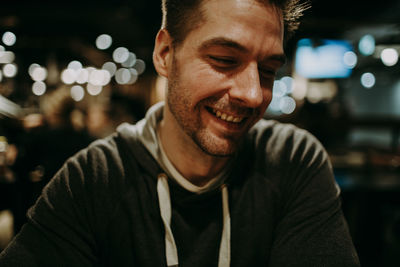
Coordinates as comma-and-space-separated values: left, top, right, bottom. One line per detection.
61, 122, 142, 181
249, 119, 315, 147
52, 121, 154, 201
247, 119, 327, 164
82, 121, 143, 158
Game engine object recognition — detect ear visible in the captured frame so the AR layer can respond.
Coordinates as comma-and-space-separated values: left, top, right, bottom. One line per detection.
153, 29, 173, 78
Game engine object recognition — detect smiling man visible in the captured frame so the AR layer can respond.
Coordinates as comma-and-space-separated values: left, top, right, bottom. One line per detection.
0, 0, 360, 266
155, 0, 286, 185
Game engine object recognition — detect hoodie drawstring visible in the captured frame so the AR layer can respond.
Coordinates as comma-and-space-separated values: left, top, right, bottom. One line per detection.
157, 173, 231, 267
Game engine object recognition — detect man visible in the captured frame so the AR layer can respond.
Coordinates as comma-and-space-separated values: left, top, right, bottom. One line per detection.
0, 0, 360, 266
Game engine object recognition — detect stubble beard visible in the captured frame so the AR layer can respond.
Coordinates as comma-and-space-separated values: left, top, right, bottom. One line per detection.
167, 62, 238, 158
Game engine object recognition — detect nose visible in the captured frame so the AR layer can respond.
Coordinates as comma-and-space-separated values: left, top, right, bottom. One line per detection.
229, 62, 264, 108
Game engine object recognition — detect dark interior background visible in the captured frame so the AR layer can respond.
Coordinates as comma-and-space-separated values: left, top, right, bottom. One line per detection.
0, 0, 400, 266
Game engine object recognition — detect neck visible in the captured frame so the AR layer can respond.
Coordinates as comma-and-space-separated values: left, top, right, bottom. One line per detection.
159, 107, 229, 187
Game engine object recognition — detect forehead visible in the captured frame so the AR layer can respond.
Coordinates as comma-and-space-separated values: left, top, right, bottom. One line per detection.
181, 0, 284, 56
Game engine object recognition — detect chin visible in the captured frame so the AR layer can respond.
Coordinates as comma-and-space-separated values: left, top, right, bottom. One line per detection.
193, 131, 239, 157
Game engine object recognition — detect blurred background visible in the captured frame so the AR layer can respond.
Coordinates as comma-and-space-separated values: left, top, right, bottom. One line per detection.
0, 0, 399, 265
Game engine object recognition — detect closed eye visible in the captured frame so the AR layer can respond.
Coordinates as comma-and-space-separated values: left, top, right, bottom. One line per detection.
259, 68, 277, 79
208, 56, 238, 67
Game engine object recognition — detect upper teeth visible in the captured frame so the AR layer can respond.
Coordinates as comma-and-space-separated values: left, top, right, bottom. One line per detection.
212, 109, 244, 123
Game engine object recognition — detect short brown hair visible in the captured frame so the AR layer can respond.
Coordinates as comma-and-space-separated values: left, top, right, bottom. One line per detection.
161, 0, 310, 46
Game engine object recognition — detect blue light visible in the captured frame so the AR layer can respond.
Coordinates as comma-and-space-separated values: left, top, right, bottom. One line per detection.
358, 34, 375, 56
295, 39, 354, 79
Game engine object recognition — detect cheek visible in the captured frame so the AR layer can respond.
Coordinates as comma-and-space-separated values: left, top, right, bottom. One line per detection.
184, 64, 227, 99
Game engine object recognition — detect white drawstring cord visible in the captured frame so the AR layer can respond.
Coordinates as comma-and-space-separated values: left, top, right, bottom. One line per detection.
157, 174, 179, 266
218, 184, 231, 267
157, 174, 231, 267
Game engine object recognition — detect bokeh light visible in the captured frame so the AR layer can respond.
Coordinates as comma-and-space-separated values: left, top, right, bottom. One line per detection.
96, 34, 112, 50
101, 70, 111, 85
291, 74, 307, 100
113, 47, 129, 63
89, 69, 111, 86
307, 85, 323, 104
68, 60, 83, 71
70, 85, 85, 101
279, 96, 296, 114
31, 67, 48, 82
32, 81, 46, 96
133, 59, 146, 75
3, 63, 17, 78
272, 81, 286, 97
358, 34, 375, 56
85, 67, 96, 76
343, 51, 358, 69
87, 83, 103, 96
76, 68, 89, 84
380, 48, 399, 67
0, 51, 15, 64
28, 63, 40, 77
115, 68, 131, 84
122, 52, 137, 68
61, 69, 77, 84
280, 76, 294, 94
102, 62, 117, 77
267, 97, 281, 113
127, 68, 138, 84
361, 72, 376, 89
267, 77, 297, 115
2, 31, 16, 46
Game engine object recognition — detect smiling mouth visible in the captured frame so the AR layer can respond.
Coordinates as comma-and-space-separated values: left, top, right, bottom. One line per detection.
207, 107, 245, 123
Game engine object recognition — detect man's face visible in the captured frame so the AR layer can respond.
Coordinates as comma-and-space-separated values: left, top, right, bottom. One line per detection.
166, 0, 285, 157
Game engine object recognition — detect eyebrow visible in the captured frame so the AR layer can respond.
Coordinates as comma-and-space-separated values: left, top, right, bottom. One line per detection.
199, 37, 287, 65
